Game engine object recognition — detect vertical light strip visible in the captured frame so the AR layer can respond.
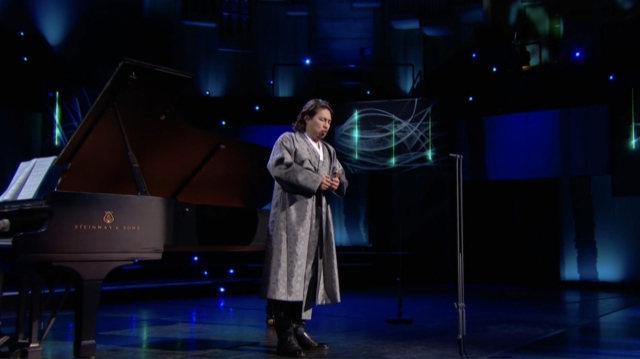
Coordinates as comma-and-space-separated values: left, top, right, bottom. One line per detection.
55, 91, 61, 147
632, 88, 636, 150
391, 115, 396, 166
354, 109, 359, 160
427, 109, 433, 161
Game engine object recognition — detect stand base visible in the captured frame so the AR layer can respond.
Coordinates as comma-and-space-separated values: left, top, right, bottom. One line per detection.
385, 317, 413, 324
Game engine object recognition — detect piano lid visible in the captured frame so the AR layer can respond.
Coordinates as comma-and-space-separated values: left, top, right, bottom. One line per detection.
55, 59, 273, 209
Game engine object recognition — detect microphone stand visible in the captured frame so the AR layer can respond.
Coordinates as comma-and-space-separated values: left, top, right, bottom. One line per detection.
386, 226, 412, 324
450, 153, 467, 358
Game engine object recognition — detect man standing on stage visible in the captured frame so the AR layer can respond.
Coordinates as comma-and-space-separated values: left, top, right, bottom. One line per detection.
261, 98, 348, 358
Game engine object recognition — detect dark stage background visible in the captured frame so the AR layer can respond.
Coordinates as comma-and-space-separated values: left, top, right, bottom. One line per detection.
1, 0, 640, 289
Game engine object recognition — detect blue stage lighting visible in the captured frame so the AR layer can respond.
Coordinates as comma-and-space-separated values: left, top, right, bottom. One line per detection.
472, 52, 477, 58
133, 258, 139, 263
609, 74, 614, 81
192, 256, 199, 262
22, 56, 27, 61
220, 120, 226, 126
469, 96, 474, 101
203, 270, 208, 276
219, 287, 226, 293
228, 269, 235, 275
29, 0, 80, 47
269, 79, 274, 85
304, 58, 311, 65
574, 51, 581, 58
254, 105, 260, 111
492, 66, 497, 72
19, 31, 24, 36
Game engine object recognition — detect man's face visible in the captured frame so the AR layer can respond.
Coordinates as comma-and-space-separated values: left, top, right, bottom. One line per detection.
305, 108, 332, 142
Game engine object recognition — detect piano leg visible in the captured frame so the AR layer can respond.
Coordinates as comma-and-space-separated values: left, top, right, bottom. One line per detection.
58, 261, 131, 359
10, 267, 45, 359
0, 269, 11, 347
14, 271, 28, 345
73, 279, 102, 359
4, 260, 133, 358
25, 276, 44, 359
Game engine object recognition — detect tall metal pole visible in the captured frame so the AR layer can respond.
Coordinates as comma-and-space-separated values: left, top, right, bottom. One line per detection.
450, 153, 467, 358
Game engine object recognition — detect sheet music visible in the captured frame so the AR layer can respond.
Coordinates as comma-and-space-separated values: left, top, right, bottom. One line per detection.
17, 156, 57, 200
0, 156, 57, 202
0, 160, 36, 201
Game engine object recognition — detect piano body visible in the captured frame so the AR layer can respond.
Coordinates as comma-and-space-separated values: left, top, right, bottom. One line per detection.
0, 59, 273, 358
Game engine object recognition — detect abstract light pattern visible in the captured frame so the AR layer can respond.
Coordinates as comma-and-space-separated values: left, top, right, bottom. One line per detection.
631, 88, 637, 149
333, 98, 439, 173
54, 91, 61, 147
47, 88, 93, 148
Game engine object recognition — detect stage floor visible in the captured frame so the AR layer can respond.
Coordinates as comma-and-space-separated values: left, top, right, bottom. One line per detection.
2, 283, 640, 358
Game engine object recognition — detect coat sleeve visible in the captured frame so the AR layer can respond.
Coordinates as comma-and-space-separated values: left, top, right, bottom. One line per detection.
327, 145, 348, 198
334, 169, 348, 197
268, 133, 322, 197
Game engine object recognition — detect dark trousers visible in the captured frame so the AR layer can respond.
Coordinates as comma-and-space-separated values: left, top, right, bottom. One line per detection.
272, 300, 303, 339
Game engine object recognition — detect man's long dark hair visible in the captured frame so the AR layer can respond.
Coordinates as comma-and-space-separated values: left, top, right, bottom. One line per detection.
292, 98, 333, 132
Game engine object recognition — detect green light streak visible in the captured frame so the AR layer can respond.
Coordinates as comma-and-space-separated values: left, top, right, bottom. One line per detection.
632, 88, 636, 150
55, 91, 61, 147
353, 109, 359, 160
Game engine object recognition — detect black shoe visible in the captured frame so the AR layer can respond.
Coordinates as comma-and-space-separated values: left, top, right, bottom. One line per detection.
276, 336, 305, 357
293, 326, 329, 350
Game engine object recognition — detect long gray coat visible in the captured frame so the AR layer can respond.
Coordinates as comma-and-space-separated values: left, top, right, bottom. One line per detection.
261, 131, 348, 320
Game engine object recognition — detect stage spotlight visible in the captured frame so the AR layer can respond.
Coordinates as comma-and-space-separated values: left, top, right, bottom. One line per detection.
366, 90, 371, 95
192, 256, 199, 262
19, 31, 24, 36
304, 58, 311, 65
220, 120, 226, 126
22, 56, 27, 61
228, 269, 235, 275
204, 90, 210, 96
219, 287, 226, 293
472, 52, 477, 58
492, 66, 497, 72
574, 51, 581, 58
269, 79, 274, 85
468, 96, 474, 101
609, 74, 615, 81
203, 270, 208, 276
254, 105, 260, 111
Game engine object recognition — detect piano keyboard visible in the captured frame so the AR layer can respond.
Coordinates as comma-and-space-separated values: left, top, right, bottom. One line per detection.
0, 199, 49, 213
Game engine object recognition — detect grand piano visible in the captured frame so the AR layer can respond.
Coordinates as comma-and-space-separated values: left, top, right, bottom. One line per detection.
0, 59, 274, 358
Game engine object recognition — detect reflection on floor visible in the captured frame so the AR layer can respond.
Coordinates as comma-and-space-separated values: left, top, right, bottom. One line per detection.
2, 283, 640, 358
